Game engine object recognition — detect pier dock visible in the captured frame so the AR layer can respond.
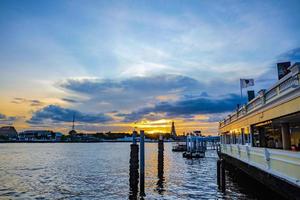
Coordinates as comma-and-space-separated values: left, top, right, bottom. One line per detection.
218, 63, 300, 199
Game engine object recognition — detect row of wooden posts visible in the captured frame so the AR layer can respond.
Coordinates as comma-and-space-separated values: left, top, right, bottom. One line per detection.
129, 131, 225, 198
129, 130, 164, 199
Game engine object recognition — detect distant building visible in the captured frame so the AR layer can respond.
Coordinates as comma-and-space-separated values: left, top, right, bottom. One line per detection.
0, 126, 18, 140
18, 130, 61, 141
71, 133, 99, 142
171, 121, 177, 137
55, 132, 63, 141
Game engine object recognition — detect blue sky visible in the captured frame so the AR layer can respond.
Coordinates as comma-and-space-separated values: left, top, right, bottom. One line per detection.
0, 0, 300, 134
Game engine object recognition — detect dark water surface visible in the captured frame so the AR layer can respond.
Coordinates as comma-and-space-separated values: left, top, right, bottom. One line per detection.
0, 143, 264, 199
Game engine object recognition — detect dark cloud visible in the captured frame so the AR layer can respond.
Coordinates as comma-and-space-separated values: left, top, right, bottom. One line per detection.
58, 74, 238, 112
60, 74, 201, 94
0, 113, 17, 124
61, 98, 78, 103
11, 98, 44, 107
277, 47, 300, 62
27, 105, 113, 125
120, 94, 243, 122
206, 114, 229, 123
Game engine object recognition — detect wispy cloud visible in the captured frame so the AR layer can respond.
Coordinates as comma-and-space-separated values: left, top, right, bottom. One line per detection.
11, 98, 44, 107
61, 98, 79, 103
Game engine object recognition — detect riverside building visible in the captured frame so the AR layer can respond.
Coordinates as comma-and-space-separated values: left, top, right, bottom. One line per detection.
18, 130, 62, 141
0, 126, 18, 140
218, 62, 300, 199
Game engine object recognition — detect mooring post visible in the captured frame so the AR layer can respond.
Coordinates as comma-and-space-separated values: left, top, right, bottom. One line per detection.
220, 159, 226, 193
129, 137, 139, 199
217, 159, 221, 189
140, 130, 145, 196
157, 135, 164, 193
158, 135, 164, 165
132, 130, 137, 145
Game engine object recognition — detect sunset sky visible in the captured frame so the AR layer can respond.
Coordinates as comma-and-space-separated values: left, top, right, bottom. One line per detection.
1, 0, 300, 135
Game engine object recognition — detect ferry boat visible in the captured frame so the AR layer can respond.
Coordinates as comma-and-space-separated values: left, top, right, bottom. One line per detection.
218, 63, 300, 199
183, 135, 207, 158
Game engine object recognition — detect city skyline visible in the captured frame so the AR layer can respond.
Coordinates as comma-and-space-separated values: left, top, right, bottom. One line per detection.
1, 0, 300, 134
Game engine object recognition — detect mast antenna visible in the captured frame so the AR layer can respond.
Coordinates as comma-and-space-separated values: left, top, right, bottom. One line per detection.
72, 113, 75, 130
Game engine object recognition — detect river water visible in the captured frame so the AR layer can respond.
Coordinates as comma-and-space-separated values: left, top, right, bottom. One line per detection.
0, 143, 270, 199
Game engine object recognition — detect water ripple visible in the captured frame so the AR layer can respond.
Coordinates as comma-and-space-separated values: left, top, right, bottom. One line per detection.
0, 143, 272, 199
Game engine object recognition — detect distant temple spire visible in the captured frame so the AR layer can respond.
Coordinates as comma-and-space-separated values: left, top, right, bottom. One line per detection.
171, 121, 177, 137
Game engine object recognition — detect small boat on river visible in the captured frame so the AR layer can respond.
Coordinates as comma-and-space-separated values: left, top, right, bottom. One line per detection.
172, 142, 187, 152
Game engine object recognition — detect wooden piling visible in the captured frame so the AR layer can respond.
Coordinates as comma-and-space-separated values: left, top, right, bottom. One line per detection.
140, 130, 145, 196
132, 130, 137, 145
129, 143, 139, 199
217, 159, 221, 189
157, 135, 164, 193
220, 159, 226, 193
